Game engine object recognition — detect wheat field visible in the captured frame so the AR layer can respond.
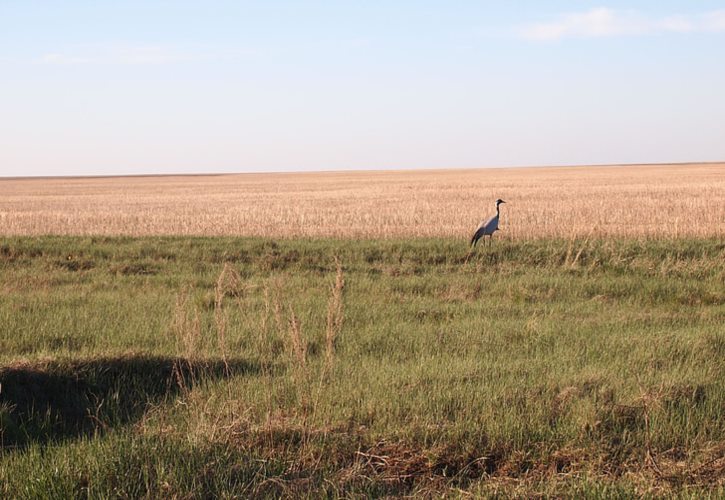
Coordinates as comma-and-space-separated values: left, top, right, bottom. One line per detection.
1, 163, 723, 239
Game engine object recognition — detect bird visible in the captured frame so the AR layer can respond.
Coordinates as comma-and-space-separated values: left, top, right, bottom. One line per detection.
470, 199, 506, 248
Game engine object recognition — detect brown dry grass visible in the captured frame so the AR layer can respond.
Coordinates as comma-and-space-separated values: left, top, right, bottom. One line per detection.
1, 163, 723, 239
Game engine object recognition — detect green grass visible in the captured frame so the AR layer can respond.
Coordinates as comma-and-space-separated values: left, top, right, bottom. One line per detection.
1, 236, 724, 497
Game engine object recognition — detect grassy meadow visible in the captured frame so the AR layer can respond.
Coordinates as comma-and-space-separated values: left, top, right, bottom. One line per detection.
1, 235, 724, 497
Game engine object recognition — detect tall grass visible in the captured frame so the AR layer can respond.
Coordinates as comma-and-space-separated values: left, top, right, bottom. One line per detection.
0, 236, 723, 496
324, 256, 345, 377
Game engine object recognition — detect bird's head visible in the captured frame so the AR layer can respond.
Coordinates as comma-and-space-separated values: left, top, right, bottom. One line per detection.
495, 199, 506, 206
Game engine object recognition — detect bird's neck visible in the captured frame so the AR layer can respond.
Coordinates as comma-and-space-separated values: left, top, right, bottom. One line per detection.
496, 205, 500, 216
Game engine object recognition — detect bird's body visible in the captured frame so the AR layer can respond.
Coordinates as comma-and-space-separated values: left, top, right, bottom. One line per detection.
471, 199, 506, 247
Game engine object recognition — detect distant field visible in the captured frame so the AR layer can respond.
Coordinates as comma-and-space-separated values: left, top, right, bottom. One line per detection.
1, 163, 724, 239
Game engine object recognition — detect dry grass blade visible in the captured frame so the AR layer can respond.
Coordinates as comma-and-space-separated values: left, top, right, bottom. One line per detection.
214, 263, 244, 372
170, 286, 202, 389
287, 307, 307, 370
258, 285, 274, 376
324, 256, 345, 374
171, 286, 202, 361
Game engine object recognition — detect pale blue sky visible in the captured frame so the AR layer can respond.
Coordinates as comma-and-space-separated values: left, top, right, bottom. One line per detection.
2, 1, 724, 176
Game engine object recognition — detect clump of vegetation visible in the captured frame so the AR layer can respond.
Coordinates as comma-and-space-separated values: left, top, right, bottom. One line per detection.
1, 236, 724, 497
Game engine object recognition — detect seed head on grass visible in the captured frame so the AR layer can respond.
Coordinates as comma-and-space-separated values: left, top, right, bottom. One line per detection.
172, 286, 202, 361
287, 307, 307, 370
214, 263, 244, 372
171, 285, 202, 389
324, 256, 345, 376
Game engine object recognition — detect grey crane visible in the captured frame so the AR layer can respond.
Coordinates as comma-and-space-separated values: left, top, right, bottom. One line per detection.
470, 199, 506, 248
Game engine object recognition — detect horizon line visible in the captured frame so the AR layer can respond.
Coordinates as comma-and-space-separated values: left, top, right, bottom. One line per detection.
1, 160, 723, 181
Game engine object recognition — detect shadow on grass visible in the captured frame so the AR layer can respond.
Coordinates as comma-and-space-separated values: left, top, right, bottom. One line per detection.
0, 354, 258, 449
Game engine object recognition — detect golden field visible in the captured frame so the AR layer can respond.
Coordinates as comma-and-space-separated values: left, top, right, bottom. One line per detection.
1, 163, 723, 239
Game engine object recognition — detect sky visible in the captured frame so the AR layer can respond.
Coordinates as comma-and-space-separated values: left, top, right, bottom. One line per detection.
1, 1, 725, 177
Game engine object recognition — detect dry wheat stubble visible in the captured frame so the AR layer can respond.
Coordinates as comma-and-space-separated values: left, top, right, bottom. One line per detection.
0, 163, 723, 239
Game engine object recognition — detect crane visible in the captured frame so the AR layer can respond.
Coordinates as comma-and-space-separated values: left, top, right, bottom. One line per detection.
470, 199, 506, 248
